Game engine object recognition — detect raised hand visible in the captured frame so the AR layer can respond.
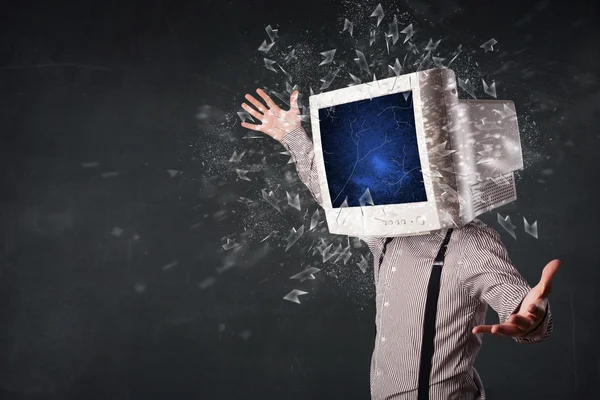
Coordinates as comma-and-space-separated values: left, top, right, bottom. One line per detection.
240, 88, 301, 142
472, 259, 561, 337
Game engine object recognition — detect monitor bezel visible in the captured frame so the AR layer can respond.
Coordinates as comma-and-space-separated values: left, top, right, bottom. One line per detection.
309, 72, 441, 235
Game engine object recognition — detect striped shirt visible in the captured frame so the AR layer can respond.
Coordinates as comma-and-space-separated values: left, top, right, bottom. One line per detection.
281, 127, 553, 400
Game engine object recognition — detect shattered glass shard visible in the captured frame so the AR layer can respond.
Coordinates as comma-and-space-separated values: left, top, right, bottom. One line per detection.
265, 25, 279, 42
319, 68, 340, 90
286, 191, 301, 211
388, 58, 402, 76
222, 238, 240, 250
258, 40, 274, 52
348, 72, 362, 86
384, 33, 391, 54
370, 3, 385, 27
319, 49, 337, 66
482, 79, 497, 98
322, 244, 336, 262
285, 225, 305, 251
111, 227, 123, 237
236, 169, 251, 181
310, 208, 320, 230
82, 161, 99, 168
261, 189, 282, 212
401, 23, 414, 43
229, 150, 245, 162
431, 141, 457, 157
448, 45, 462, 66
416, 51, 432, 71
343, 18, 354, 36
237, 111, 255, 123
354, 50, 371, 75
310, 86, 315, 96
403, 91, 410, 101
458, 77, 477, 99
523, 217, 538, 239
264, 58, 278, 73
359, 188, 374, 207
278, 65, 292, 82
290, 267, 321, 282
480, 38, 498, 52
497, 213, 517, 239
390, 15, 399, 44
260, 230, 278, 242
432, 56, 446, 68
369, 29, 377, 46
284, 48, 296, 63
242, 132, 263, 139
357, 255, 368, 273
283, 289, 308, 304
167, 169, 179, 177
425, 38, 441, 51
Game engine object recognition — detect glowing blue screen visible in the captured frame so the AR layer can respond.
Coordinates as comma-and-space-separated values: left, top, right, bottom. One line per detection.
318, 91, 427, 208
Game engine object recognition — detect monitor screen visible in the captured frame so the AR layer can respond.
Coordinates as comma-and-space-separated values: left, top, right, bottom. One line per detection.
318, 90, 428, 208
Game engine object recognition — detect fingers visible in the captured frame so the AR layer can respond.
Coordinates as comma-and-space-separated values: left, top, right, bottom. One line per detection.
538, 259, 561, 297
507, 314, 534, 331
472, 318, 535, 337
241, 103, 263, 121
526, 302, 546, 320
244, 94, 267, 113
256, 88, 278, 109
241, 122, 261, 131
289, 90, 300, 113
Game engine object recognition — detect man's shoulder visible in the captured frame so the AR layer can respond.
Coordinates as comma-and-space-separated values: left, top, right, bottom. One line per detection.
459, 218, 501, 241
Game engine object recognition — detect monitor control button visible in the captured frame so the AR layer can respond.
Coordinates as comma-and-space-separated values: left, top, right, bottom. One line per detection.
388, 220, 393, 225
395, 220, 400, 225
401, 219, 406, 224
416, 216, 425, 225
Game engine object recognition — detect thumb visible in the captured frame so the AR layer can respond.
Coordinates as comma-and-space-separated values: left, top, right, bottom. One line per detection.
290, 90, 300, 112
537, 259, 561, 297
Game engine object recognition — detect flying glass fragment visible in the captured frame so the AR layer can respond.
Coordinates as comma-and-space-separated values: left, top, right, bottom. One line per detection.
222, 238, 240, 250
357, 255, 369, 273
263, 58, 278, 73
359, 188, 375, 207
320, 68, 340, 90
310, 209, 320, 230
265, 25, 279, 42
482, 79, 497, 98
319, 49, 337, 66
343, 18, 354, 36
258, 40, 274, 52
497, 213, 517, 239
370, 3, 385, 27
458, 77, 477, 99
389, 15, 399, 44
523, 217, 538, 239
290, 267, 321, 282
167, 169, 179, 177
401, 23, 414, 43
285, 225, 305, 251
286, 191, 301, 211
480, 38, 498, 52
354, 50, 371, 75
236, 169, 251, 181
283, 289, 308, 304
261, 189, 281, 212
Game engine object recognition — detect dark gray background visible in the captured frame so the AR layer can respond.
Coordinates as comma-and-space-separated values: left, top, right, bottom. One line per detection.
1, 0, 599, 399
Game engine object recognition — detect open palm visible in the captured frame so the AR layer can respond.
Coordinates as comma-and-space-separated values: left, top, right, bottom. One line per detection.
240, 88, 301, 142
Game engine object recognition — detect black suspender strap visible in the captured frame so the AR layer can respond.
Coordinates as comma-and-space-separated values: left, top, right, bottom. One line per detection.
417, 228, 454, 400
378, 237, 394, 267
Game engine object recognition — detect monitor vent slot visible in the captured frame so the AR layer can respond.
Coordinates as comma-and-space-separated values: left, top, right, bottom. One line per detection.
471, 173, 516, 215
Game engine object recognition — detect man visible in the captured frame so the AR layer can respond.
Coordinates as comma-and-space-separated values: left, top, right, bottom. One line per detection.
240, 88, 560, 400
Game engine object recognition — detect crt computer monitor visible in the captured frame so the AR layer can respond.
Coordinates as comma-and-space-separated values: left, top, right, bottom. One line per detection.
309, 68, 524, 237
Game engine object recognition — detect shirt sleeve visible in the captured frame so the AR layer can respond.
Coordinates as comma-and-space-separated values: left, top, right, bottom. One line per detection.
280, 126, 386, 265
459, 222, 553, 344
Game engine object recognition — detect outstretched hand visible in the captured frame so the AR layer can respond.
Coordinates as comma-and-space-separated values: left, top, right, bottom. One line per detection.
472, 259, 561, 337
240, 88, 301, 142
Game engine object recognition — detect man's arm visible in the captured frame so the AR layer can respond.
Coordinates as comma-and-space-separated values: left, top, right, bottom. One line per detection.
459, 221, 553, 344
